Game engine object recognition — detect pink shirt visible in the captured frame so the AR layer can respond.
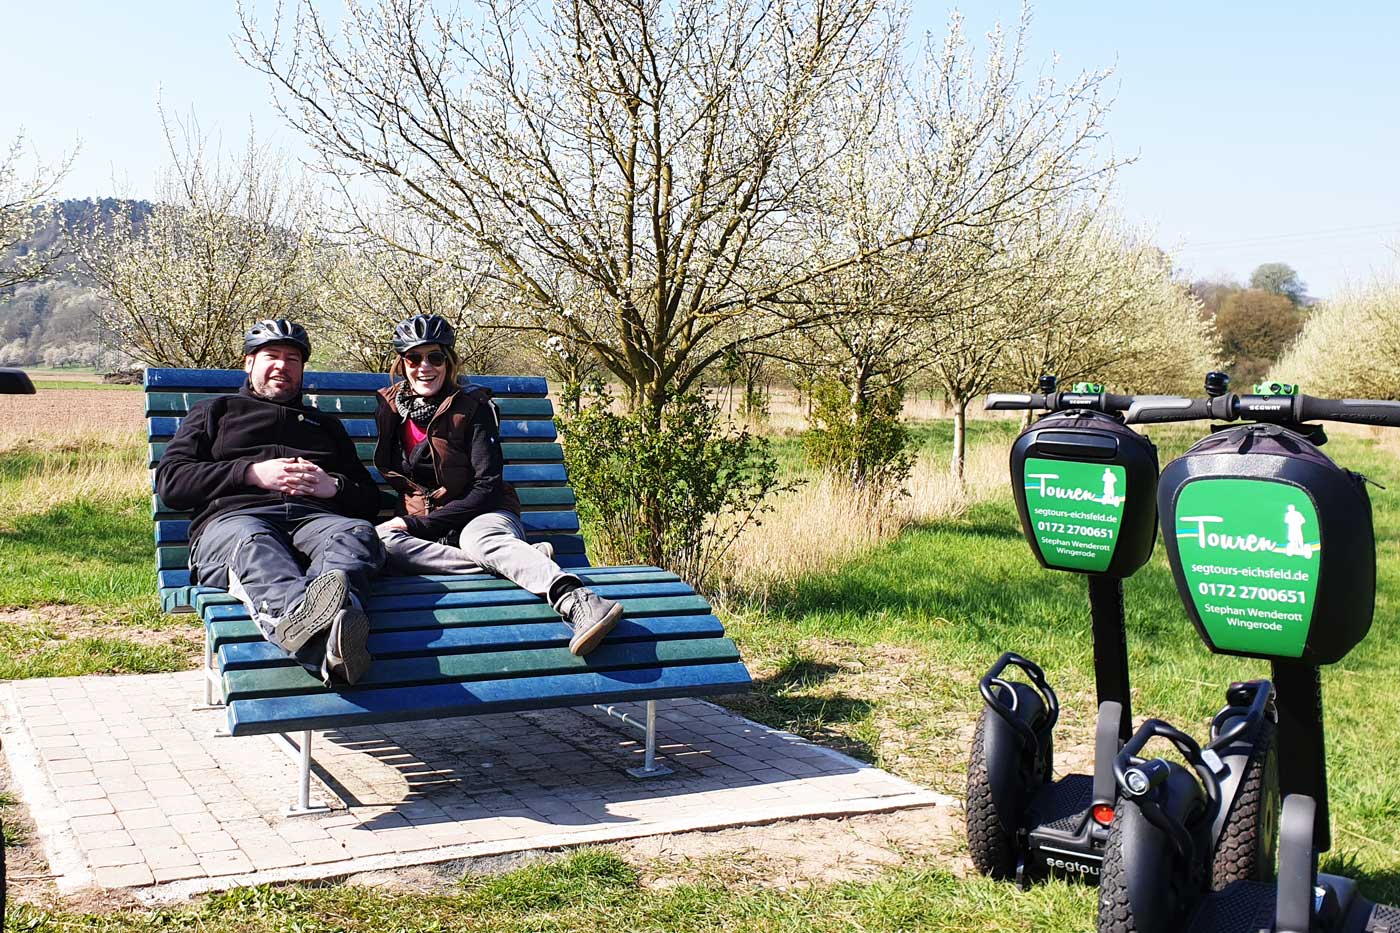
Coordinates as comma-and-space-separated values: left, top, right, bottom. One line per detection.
402, 418, 427, 450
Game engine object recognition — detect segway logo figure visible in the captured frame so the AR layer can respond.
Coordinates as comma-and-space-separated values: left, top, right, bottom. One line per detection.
1281, 503, 1314, 559
1099, 467, 1123, 507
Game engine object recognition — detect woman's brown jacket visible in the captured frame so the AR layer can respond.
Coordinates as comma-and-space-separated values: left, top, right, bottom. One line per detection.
373, 384, 521, 540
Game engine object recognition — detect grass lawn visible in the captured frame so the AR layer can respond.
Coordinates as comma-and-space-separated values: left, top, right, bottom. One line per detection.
3, 421, 1400, 929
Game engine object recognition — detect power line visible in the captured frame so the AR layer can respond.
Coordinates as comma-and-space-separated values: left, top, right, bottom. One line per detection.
1178, 221, 1400, 251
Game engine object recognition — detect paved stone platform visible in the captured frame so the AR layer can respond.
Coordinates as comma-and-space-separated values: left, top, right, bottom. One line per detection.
0, 671, 946, 899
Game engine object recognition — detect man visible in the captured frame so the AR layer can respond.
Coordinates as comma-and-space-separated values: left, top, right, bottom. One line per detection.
155, 320, 383, 684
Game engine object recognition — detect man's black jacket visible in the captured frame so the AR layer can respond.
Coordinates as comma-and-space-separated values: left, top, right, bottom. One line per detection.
155, 384, 382, 549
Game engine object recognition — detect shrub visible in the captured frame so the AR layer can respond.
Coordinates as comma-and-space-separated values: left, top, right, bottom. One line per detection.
802, 380, 912, 491
558, 389, 791, 589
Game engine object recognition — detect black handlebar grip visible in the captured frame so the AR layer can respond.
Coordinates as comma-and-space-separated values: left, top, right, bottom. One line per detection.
985, 392, 1048, 411
1123, 396, 1214, 424
1294, 395, 1400, 428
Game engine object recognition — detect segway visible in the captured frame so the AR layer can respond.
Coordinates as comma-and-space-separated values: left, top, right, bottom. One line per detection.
967, 377, 1163, 885
1097, 377, 1400, 932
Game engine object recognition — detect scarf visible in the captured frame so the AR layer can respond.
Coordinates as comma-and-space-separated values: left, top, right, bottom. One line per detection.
395, 382, 451, 428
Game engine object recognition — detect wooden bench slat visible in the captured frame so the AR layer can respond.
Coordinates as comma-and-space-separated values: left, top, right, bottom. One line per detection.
158, 554, 634, 592
148, 416, 559, 442
148, 440, 563, 467
225, 661, 753, 735
217, 614, 727, 669
145, 369, 548, 396
223, 637, 740, 701
157, 533, 588, 574
154, 510, 581, 547
194, 569, 676, 614
206, 595, 712, 650
200, 580, 694, 622
161, 555, 608, 611
147, 393, 557, 418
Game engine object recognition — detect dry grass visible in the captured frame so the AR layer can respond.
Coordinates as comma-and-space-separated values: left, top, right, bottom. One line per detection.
716, 386, 958, 435
723, 439, 1005, 597
0, 390, 148, 524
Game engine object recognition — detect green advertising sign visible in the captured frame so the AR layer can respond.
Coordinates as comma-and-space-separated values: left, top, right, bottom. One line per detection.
1023, 457, 1126, 572
1174, 479, 1320, 658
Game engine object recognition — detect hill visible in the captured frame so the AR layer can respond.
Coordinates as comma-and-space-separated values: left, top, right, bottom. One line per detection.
0, 198, 150, 368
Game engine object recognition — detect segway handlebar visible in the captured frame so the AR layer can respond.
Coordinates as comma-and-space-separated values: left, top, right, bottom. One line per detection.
984, 390, 1138, 415
1124, 392, 1400, 429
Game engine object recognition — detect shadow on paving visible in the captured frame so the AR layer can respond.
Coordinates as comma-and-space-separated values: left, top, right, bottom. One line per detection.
308, 701, 866, 834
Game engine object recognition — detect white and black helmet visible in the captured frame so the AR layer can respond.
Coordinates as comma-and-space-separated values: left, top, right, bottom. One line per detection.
392, 314, 456, 355
243, 319, 311, 361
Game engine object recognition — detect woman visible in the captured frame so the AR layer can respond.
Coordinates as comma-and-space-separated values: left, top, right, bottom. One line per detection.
373, 314, 622, 656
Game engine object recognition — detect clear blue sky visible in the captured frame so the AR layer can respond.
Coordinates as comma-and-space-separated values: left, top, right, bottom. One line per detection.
4, 1, 1397, 298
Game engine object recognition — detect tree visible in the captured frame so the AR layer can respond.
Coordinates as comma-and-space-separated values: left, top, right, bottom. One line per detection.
1249, 262, 1308, 306
83, 115, 314, 368
1, 134, 74, 292
310, 222, 508, 373
240, 0, 902, 426
1190, 276, 1241, 318
1215, 288, 1302, 385
1273, 270, 1400, 397
1000, 218, 1219, 398
239, 0, 1118, 424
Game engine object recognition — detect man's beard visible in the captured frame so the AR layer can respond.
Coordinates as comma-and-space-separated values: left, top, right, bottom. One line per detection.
250, 372, 301, 402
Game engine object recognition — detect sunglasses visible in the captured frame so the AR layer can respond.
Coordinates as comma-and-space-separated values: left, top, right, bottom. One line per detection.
404, 351, 447, 367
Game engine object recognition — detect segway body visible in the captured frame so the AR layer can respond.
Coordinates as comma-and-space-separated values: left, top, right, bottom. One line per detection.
967, 409, 1158, 883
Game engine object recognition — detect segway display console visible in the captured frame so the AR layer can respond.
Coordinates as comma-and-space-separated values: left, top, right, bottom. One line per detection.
967, 380, 1158, 885
1160, 421, 1374, 666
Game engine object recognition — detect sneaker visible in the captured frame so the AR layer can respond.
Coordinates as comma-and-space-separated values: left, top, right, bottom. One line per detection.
533, 540, 555, 561
271, 570, 348, 652
557, 587, 623, 656
321, 606, 372, 686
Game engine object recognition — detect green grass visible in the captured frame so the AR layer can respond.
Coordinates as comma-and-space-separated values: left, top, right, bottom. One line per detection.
3, 848, 1098, 932
5, 424, 1400, 926
0, 440, 191, 677
724, 426, 1400, 905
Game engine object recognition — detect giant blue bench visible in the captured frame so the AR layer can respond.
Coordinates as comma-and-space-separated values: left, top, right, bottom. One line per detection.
146, 368, 752, 814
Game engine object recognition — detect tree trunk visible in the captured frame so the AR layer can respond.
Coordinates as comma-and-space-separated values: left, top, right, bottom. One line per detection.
951, 395, 969, 485
849, 365, 869, 487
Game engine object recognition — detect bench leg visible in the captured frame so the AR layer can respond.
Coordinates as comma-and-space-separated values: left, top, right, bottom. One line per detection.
594, 700, 673, 779
270, 730, 333, 817
191, 629, 226, 711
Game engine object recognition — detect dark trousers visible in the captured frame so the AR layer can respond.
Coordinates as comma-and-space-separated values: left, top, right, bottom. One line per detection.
191, 502, 384, 671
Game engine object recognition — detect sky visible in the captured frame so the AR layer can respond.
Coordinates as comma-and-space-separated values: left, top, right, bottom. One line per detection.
2, 1, 1397, 299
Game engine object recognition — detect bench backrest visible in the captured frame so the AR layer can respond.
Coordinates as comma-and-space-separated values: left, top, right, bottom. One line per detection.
145, 368, 587, 611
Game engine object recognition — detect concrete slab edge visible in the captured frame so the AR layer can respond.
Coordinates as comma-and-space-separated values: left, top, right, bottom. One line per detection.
135, 788, 952, 903
0, 682, 96, 891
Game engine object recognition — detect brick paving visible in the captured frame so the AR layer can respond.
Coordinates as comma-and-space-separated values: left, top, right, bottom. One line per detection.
0, 671, 947, 898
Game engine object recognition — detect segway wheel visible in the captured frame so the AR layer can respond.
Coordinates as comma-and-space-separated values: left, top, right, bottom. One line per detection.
1098, 802, 1193, 933
965, 683, 1050, 879
1210, 719, 1280, 888
966, 706, 1018, 878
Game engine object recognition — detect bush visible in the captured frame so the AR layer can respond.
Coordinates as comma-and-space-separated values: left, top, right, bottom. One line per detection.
803, 380, 912, 491
558, 389, 790, 589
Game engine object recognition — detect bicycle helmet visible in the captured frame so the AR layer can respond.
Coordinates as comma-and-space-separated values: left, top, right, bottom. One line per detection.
243, 319, 312, 361
392, 314, 456, 354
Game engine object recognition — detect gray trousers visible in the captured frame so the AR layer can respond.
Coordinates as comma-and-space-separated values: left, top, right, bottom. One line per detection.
378, 510, 579, 608
191, 502, 384, 669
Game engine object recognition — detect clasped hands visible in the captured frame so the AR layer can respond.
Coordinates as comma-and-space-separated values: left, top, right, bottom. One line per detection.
245, 457, 339, 498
